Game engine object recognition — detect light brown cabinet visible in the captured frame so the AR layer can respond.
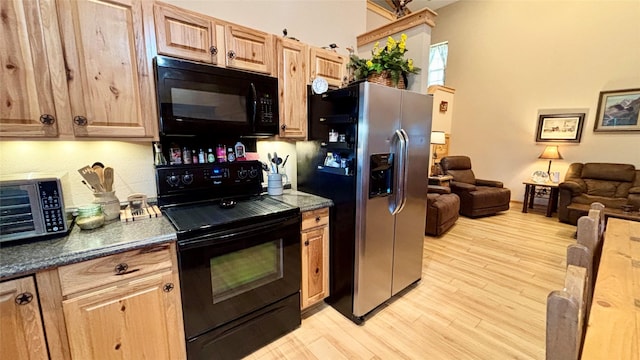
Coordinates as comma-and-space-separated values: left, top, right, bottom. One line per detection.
154, 2, 274, 75
309, 47, 347, 89
57, 0, 157, 138
300, 207, 330, 310
154, 2, 220, 64
0, 276, 49, 359
0, 0, 65, 137
276, 37, 308, 139
57, 243, 186, 359
0, 0, 157, 139
224, 23, 274, 75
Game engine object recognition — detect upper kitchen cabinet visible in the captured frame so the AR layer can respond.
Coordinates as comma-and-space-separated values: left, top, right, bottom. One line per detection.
277, 37, 308, 139
154, 2, 274, 75
0, 0, 66, 137
56, 0, 157, 138
154, 2, 220, 64
224, 23, 274, 75
309, 47, 347, 89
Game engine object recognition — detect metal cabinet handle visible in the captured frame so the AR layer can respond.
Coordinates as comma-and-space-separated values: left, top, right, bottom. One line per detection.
304, 240, 309, 246
163, 283, 174, 292
227, 50, 236, 60
40, 114, 55, 125
281, 124, 287, 130
209, 45, 218, 55
114, 263, 129, 274
15, 292, 33, 305
73, 116, 87, 126
315, 216, 321, 222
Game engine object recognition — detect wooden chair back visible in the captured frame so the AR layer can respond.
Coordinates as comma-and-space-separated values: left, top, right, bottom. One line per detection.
566, 244, 594, 319
546, 265, 588, 360
589, 203, 605, 236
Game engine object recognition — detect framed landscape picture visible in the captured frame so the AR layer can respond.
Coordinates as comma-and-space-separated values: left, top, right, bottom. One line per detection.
535, 113, 585, 143
594, 88, 640, 132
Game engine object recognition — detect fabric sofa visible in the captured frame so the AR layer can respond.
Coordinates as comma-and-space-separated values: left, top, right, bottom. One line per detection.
439, 156, 511, 218
426, 185, 460, 236
558, 162, 640, 224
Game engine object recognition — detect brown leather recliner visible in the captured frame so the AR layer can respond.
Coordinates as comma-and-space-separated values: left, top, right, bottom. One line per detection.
426, 185, 460, 236
558, 162, 640, 225
439, 156, 511, 218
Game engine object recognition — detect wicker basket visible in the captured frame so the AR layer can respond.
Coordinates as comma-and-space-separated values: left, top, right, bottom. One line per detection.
367, 71, 406, 89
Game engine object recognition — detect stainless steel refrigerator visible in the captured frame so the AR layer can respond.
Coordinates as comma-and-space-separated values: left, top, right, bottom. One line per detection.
297, 82, 432, 324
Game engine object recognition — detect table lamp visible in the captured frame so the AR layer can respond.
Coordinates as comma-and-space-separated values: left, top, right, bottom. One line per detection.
538, 145, 562, 175
430, 131, 446, 176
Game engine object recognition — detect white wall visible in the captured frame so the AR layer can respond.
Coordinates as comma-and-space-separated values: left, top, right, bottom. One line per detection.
165, 0, 365, 52
0, 1, 367, 207
432, 0, 640, 202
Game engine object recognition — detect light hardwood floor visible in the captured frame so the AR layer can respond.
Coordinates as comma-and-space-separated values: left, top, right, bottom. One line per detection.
246, 204, 576, 360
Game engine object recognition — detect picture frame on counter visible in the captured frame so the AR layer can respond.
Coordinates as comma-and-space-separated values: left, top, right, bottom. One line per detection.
593, 88, 640, 132
535, 113, 585, 143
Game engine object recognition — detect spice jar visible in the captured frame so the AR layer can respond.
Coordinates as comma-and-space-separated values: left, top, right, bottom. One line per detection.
76, 204, 105, 230
93, 191, 121, 221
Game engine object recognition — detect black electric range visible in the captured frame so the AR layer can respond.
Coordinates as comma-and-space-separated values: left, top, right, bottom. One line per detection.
156, 161, 302, 360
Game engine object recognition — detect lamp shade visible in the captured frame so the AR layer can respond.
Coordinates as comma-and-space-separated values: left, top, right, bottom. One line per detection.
430, 131, 446, 145
538, 145, 563, 160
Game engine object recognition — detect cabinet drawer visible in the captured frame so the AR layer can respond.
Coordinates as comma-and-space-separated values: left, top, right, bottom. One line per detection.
301, 207, 329, 230
58, 244, 173, 296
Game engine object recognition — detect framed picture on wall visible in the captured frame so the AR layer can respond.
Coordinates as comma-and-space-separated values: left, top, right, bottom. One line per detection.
593, 88, 640, 132
535, 113, 585, 143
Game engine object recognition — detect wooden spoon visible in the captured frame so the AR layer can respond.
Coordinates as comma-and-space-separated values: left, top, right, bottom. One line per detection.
103, 167, 114, 192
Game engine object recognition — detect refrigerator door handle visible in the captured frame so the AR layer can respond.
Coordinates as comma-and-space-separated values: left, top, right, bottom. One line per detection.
397, 128, 409, 213
391, 129, 409, 215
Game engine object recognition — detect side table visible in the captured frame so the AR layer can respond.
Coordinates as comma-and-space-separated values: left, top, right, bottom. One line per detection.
428, 175, 453, 187
522, 180, 559, 217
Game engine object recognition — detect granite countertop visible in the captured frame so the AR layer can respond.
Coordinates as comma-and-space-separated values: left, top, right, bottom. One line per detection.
0, 190, 332, 280
269, 189, 333, 212
0, 217, 177, 280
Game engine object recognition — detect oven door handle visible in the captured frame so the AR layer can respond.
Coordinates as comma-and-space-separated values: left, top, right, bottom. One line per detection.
177, 214, 299, 251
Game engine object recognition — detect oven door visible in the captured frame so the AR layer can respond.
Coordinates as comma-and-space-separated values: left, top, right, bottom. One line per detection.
177, 213, 301, 339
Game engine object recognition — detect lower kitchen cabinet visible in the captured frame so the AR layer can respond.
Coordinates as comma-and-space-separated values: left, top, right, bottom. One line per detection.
32, 242, 186, 360
62, 269, 183, 359
0, 276, 48, 360
300, 207, 330, 310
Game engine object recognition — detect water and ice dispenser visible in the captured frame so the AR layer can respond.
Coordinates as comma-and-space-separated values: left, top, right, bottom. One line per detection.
369, 153, 394, 198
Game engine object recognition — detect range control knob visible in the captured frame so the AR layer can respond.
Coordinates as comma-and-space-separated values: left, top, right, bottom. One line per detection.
181, 173, 193, 185
166, 174, 180, 187
249, 167, 258, 178
238, 168, 248, 179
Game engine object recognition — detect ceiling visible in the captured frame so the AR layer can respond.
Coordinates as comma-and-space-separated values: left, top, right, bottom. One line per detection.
370, 0, 458, 13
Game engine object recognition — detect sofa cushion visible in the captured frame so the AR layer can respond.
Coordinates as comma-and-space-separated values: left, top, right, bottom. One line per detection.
584, 179, 633, 198
581, 163, 635, 182
470, 186, 511, 209
440, 156, 477, 185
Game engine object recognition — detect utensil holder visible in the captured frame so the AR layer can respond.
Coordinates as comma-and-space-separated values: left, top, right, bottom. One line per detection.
93, 191, 121, 221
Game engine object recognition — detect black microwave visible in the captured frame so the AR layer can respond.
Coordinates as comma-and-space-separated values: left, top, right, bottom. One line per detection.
155, 56, 279, 137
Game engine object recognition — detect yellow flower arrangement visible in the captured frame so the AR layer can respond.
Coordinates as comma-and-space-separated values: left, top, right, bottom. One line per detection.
347, 33, 420, 86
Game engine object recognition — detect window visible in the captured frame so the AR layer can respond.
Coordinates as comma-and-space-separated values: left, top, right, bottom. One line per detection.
427, 41, 448, 87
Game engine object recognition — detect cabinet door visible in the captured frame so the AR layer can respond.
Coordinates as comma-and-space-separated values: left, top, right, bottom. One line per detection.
277, 37, 308, 139
0, 277, 48, 360
301, 225, 329, 310
63, 270, 186, 360
224, 23, 274, 75
0, 0, 64, 137
57, 0, 157, 138
154, 3, 218, 64
309, 47, 346, 88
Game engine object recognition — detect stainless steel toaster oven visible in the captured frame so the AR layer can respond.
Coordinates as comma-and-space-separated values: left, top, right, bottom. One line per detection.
0, 175, 68, 243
